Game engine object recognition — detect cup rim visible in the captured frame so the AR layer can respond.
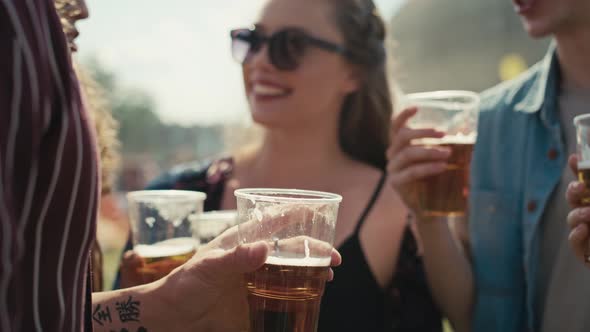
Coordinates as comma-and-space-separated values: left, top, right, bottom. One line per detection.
574, 114, 590, 127
404, 90, 480, 108
127, 190, 207, 202
197, 210, 238, 221
234, 188, 342, 204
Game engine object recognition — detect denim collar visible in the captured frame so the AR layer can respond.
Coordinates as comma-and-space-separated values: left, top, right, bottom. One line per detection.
514, 42, 560, 115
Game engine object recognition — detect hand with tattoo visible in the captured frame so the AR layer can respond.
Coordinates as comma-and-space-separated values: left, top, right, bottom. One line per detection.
93, 212, 342, 331
153, 211, 342, 331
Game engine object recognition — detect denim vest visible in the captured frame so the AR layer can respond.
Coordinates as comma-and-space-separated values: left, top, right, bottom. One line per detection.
469, 45, 563, 332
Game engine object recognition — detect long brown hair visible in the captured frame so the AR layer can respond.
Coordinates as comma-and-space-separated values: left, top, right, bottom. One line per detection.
330, 0, 393, 170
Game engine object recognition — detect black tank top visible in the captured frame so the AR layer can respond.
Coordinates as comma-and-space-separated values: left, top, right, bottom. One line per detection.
318, 174, 442, 332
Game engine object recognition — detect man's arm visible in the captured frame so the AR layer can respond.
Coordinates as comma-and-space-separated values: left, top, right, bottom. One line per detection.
91, 241, 269, 332
91, 284, 164, 332
92, 234, 341, 332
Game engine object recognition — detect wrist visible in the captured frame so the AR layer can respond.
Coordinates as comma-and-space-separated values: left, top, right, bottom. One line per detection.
412, 212, 454, 233
411, 211, 448, 224
120, 279, 173, 331
91, 281, 171, 332
144, 276, 183, 331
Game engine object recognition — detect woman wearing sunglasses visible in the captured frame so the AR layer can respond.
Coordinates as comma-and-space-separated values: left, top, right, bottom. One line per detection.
116, 0, 443, 330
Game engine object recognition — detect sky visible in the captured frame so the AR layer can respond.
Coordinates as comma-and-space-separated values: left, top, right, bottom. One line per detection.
76, 0, 405, 125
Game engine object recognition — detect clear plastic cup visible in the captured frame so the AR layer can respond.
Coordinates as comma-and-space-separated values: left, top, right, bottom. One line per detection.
127, 190, 206, 284
404, 90, 480, 217
235, 188, 342, 332
574, 114, 590, 204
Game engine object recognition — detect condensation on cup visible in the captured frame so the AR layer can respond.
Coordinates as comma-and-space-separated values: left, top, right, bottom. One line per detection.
192, 210, 238, 245
235, 188, 342, 332
127, 190, 206, 284
574, 114, 590, 204
403, 90, 480, 218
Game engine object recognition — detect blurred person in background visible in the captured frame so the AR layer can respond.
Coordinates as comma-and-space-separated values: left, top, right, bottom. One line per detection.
388, 0, 590, 331
118, 0, 445, 330
0, 1, 341, 331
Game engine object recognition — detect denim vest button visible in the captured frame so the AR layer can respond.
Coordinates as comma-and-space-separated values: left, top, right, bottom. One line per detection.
547, 148, 558, 160
527, 200, 537, 213
488, 204, 496, 214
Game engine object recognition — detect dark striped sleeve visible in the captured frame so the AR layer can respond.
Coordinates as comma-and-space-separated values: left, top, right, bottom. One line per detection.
0, 1, 99, 331
0, 3, 45, 330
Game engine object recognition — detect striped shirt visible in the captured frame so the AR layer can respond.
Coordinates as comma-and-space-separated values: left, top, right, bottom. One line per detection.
0, 0, 99, 331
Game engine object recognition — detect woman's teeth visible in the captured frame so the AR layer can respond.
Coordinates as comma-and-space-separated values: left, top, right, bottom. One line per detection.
253, 84, 289, 97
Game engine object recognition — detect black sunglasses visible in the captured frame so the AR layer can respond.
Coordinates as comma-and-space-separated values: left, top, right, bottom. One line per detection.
230, 26, 352, 71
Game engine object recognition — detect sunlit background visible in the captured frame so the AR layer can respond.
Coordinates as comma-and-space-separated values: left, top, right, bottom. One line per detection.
77, 0, 405, 125
76, 0, 549, 175
79, 3, 550, 320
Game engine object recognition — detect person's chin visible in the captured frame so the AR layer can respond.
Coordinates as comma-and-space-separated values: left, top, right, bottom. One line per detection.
250, 108, 282, 127
521, 18, 555, 39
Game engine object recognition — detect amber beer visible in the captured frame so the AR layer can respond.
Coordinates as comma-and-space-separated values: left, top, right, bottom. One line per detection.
134, 237, 196, 284
577, 161, 590, 204
415, 135, 475, 217
245, 256, 330, 332
578, 161, 590, 186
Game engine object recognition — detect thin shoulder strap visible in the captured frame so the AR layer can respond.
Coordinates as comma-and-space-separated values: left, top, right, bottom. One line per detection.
354, 172, 387, 235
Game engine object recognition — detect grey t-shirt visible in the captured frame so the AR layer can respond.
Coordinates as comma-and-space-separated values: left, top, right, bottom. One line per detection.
538, 81, 590, 331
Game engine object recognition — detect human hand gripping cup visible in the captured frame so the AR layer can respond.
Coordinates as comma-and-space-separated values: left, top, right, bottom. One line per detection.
112, 195, 342, 332
567, 114, 590, 266
232, 188, 342, 332
123, 190, 206, 285
387, 91, 480, 220
120, 208, 240, 288
385, 92, 479, 332
113, 190, 342, 331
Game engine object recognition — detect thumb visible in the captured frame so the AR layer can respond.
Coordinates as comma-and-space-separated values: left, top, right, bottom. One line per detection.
198, 242, 269, 276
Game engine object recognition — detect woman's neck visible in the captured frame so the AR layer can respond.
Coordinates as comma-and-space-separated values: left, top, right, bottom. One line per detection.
236, 122, 353, 190
556, 24, 590, 90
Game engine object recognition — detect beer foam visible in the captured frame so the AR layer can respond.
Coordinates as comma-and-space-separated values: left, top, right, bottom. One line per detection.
265, 256, 331, 267
578, 160, 590, 170
417, 133, 476, 145
135, 237, 197, 258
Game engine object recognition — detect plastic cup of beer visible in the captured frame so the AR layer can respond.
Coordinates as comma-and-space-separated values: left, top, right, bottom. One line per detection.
574, 114, 590, 204
404, 90, 480, 217
193, 210, 238, 246
127, 190, 206, 284
235, 189, 342, 332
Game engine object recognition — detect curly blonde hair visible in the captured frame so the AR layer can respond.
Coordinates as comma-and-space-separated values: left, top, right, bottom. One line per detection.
74, 62, 121, 195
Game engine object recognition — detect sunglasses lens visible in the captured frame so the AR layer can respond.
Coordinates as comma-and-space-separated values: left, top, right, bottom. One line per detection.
231, 30, 255, 64
270, 29, 306, 70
